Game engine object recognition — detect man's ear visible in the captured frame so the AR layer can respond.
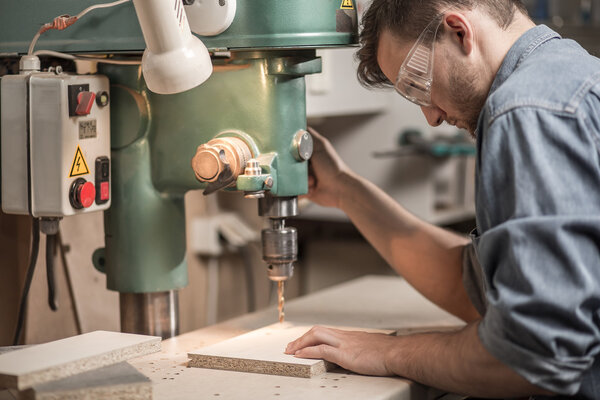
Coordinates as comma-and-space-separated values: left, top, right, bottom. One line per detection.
443, 12, 474, 56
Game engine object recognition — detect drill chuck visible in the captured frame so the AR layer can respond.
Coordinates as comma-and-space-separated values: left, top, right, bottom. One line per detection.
262, 223, 297, 281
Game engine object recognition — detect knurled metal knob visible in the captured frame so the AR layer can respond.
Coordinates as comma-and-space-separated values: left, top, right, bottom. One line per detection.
192, 137, 253, 183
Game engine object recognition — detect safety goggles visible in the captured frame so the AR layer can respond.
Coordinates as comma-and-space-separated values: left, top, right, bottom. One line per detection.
395, 13, 444, 107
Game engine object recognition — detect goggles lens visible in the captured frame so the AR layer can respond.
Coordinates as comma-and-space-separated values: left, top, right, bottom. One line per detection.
395, 14, 443, 107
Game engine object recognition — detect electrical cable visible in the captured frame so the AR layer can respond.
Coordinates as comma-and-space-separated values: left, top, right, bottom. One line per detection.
75, 0, 131, 20
33, 50, 141, 65
45, 234, 59, 311
58, 231, 83, 335
12, 218, 41, 346
28, 0, 131, 55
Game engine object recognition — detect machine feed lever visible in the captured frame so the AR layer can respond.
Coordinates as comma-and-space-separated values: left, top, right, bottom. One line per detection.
203, 151, 235, 195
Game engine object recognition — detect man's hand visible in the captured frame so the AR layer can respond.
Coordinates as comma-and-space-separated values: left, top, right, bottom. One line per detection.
285, 323, 553, 397
304, 127, 353, 209
285, 326, 397, 376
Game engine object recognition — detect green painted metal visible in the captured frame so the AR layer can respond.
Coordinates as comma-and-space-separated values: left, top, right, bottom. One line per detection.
102, 106, 189, 293
0, 0, 357, 54
98, 49, 318, 293
0, 0, 355, 294
237, 153, 277, 193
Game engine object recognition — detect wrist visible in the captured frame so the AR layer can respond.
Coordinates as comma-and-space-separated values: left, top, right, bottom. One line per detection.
383, 336, 405, 376
335, 170, 361, 211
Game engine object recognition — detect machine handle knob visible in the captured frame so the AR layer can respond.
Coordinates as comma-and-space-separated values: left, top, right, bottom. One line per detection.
191, 136, 254, 191
192, 144, 224, 182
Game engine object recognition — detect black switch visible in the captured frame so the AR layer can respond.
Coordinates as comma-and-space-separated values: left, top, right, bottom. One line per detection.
95, 156, 110, 205
101, 161, 109, 179
68, 84, 90, 117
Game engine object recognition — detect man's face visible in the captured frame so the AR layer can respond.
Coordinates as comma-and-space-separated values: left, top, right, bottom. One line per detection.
377, 29, 488, 136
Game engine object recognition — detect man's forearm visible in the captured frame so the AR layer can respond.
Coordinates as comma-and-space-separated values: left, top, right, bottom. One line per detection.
337, 171, 478, 321
387, 322, 552, 396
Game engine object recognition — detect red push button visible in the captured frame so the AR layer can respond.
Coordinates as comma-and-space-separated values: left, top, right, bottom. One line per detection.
78, 181, 96, 208
70, 178, 96, 209
76, 91, 96, 116
100, 181, 109, 201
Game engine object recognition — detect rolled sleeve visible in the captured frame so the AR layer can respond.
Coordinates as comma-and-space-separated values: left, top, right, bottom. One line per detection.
477, 218, 600, 393
476, 106, 600, 394
462, 242, 488, 317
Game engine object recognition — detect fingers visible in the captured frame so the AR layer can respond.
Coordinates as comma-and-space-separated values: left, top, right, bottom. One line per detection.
285, 326, 340, 355
306, 126, 323, 140
294, 344, 339, 364
307, 126, 330, 151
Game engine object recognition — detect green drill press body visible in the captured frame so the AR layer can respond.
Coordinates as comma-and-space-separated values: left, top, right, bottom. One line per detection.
1, 0, 358, 293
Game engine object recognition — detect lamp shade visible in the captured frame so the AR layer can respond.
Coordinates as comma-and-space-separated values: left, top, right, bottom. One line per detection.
133, 0, 213, 95
141, 36, 212, 95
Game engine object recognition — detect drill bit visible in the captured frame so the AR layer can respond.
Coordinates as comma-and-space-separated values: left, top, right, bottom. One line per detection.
278, 281, 285, 323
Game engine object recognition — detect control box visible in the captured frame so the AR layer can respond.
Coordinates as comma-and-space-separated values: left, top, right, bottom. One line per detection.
1, 71, 111, 217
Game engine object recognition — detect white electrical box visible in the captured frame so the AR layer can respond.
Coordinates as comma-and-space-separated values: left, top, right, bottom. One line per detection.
1, 71, 111, 217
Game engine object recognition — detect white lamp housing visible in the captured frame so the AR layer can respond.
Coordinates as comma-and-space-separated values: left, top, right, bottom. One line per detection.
132, 0, 213, 95
185, 0, 237, 36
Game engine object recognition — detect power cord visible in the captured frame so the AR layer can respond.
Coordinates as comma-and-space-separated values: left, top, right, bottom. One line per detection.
45, 233, 58, 311
12, 218, 41, 346
32, 50, 141, 66
28, 0, 131, 55
57, 231, 83, 335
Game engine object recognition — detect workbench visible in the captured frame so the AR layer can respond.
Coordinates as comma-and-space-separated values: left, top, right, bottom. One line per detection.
130, 275, 464, 399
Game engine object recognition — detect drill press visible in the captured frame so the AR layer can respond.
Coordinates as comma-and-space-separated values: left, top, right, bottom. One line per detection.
0, 0, 358, 338
191, 129, 310, 322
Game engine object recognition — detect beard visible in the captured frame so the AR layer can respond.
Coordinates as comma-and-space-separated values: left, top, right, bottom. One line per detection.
447, 60, 488, 138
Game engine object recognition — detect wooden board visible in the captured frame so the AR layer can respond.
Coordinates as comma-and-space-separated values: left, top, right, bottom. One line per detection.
188, 323, 394, 378
0, 331, 160, 390
20, 362, 152, 400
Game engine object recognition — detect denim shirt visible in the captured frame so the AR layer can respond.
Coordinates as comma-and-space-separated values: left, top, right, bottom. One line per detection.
467, 25, 600, 397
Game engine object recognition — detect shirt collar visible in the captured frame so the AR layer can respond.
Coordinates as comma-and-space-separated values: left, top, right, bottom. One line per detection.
488, 25, 561, 95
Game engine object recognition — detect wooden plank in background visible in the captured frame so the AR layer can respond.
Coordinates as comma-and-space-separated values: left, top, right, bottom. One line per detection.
20, 362, 151, 400
0, 331, 160, 390
188, 323, 393, 378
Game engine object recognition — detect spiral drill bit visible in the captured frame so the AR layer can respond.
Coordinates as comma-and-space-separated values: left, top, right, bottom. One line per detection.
278, 281, 285, 323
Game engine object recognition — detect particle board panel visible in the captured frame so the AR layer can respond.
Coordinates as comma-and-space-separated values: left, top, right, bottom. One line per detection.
0, 331, 161, 390
20, 362, 152, 400
0, 347, 31, 356
188, 323, 394, 378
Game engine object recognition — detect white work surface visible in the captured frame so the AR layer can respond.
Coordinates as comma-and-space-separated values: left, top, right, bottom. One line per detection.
130, 275, 464, 399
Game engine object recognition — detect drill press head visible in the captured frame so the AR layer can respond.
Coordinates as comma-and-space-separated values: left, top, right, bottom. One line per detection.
259, 196, 298, 282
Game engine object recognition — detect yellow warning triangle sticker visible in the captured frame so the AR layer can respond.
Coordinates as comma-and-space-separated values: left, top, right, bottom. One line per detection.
69, 145, 90, 177
340, 0, 354, 9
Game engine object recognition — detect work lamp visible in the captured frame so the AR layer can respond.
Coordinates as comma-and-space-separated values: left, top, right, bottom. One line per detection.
132, 0, 212, 95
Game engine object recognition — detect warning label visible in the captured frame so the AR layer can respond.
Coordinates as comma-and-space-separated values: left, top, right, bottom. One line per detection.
340, 0, 354, 9
69, 145, 90, 177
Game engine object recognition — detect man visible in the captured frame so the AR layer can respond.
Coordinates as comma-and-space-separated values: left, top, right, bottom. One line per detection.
285, 0, 600, 397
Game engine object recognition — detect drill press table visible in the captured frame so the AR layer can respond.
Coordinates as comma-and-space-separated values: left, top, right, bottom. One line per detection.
130, 275, 464, 399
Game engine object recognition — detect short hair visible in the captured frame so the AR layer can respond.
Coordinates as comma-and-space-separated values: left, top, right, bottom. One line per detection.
356, 0, 529, 88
